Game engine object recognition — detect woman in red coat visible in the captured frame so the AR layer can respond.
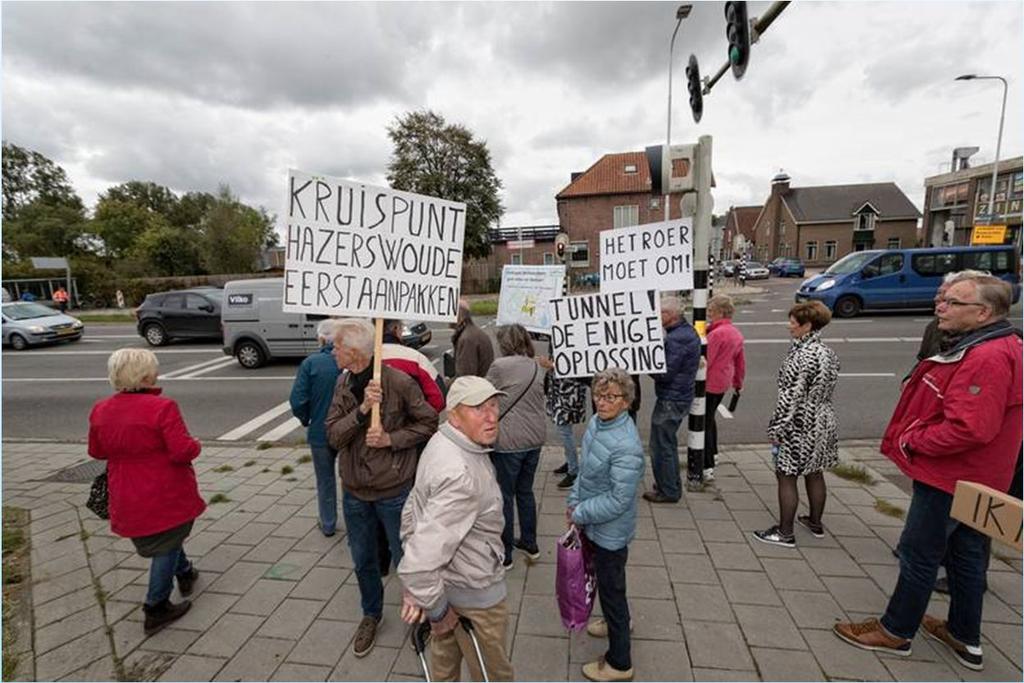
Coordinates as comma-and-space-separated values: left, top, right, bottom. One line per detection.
89, 348, 206, 635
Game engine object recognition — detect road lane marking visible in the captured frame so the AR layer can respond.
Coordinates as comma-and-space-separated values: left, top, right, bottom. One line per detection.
2, 376, 295, 383
218, 401, 293, 441
839, 372, 896, 377
1, 349, 223, 356
82, 334, 140, 339
258, 417, 302, 442
177, 357, 237, 379
161, 356, 235, 379
735, 320, 873, 326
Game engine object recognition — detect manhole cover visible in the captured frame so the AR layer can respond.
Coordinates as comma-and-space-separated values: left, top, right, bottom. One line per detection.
40, 459, 106, 483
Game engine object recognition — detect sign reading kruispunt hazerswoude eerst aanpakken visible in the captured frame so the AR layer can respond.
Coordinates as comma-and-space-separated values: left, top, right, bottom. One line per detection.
282, 169, 467, 323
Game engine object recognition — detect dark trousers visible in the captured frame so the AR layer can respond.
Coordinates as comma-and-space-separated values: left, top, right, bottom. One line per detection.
490, 448, 541, 560
592, 541, 631, 671
881, 481, 989, 645
704, 392, 724, 469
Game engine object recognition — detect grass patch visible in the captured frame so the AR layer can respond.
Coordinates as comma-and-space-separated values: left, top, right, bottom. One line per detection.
469, 299, 498, 316
831, 462, 876, 486
285, 477, 298, 482
3, 506, 30, 681
874, 499, 906, 520
75, 312, 136, 323
261, 467, 271, 473
281, 465, 294, 475
256, 442, 273, 450
209, 493, 231, 504
242, 460, 256, 467
297, 454, 312, 464
212, 464, 235, 473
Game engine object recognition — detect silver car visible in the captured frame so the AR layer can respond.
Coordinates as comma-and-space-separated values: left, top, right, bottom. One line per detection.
1, 302, 84, 350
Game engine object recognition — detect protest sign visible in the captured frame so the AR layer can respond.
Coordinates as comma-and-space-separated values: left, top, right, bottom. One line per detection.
497, 265, 566, 333
549, 289, 665, 378
950, 480, 1022, 551
282, 169, 467, 323
600, 218, 694, 293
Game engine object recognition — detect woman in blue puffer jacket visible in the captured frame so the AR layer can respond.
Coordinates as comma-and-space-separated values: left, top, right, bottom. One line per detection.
566, 367, 644, 682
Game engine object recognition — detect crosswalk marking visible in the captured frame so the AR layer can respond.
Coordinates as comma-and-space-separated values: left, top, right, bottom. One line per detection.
177, 357, 236, 379
218, 400, 293, 441
161, 356, 234, 379
258, 417, 302, 442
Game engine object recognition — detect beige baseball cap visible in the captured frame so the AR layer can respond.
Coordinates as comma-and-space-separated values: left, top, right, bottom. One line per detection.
446, 376, 506, 412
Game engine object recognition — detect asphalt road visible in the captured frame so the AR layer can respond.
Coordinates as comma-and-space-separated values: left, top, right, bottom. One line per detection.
4, 279, 1018, 450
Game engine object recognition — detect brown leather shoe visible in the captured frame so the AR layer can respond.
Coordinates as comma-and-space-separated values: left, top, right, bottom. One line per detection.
921, 615, 983, 671
833, 618, 911, 656
353, 615, 380, 658
582, 657, 633, 682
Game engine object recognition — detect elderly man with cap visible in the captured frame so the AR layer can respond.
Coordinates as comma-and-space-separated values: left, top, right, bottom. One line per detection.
398, 376, 515, 682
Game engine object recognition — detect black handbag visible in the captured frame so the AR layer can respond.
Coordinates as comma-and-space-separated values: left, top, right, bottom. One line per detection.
86, 471, 110, 520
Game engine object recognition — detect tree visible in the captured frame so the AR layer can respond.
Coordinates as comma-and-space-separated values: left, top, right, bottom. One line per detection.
2, 142, 82, 223
101, 181, 179, 217
2, 199, 89, 261
198, 185, 276, 273
386, 110, 504, 260
133, 222, 202, 276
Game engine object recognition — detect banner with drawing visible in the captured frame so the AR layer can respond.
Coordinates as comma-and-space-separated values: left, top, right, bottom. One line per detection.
496, 265, 566, 334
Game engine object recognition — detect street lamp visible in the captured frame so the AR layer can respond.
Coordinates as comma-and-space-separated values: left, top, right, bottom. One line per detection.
955, 74, 1009, 231
666, 3, 693, 220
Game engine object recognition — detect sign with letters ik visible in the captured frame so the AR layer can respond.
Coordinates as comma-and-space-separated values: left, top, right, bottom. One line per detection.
283, 169, 467, 322
950, 480, 1022, 551
600, 218, 693, 293
549, 289, 665, 378
497, 265, 566, 334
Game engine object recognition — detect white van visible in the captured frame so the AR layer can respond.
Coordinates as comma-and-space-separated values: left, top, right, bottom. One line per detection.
221, 278, 327, 368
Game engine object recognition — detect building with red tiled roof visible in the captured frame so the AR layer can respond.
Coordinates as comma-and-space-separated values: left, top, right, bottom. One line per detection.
723, 205, 760, 257
555, 151, 684, 280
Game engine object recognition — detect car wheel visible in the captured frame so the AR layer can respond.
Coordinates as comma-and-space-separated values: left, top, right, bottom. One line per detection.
236, 341, 266, 369
143, 323, 168, 346
834, 296, 862, 318
9, 333, 28, 351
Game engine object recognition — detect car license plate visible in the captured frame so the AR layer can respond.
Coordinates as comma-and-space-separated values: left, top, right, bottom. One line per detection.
55, 328, 76, 336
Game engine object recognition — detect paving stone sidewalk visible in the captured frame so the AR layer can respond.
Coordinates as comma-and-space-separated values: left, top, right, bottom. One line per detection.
3, 439, 1020, 682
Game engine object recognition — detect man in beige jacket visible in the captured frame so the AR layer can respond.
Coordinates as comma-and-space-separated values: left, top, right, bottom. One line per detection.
398, 376, 514, 682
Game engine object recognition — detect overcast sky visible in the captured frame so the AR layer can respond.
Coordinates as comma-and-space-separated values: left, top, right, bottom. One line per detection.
3, 1, 1022, 234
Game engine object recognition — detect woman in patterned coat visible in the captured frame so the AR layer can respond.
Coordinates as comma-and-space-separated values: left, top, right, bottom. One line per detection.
754, 301, 839, 548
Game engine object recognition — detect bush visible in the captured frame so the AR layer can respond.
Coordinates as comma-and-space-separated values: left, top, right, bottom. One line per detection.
469, 299, 498, 316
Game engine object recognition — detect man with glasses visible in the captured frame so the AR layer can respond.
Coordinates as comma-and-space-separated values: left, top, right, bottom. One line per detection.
643, 294, 700, 503
834, 274, 1022, 672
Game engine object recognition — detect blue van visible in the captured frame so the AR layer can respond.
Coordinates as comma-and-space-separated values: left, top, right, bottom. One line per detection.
796, 245, 1021, 317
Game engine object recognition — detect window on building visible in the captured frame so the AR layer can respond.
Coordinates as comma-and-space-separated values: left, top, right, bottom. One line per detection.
855, 212, 876, 231
613, 205, 639, 229
510, 253, 522, 265
649, 197, 660, 210
825, 240, 837, 260
887, 237, 901, 249
570, 241, 590, 267
805, 241, 818, 261
624, 164, 638, 174
543, 252, 555, 265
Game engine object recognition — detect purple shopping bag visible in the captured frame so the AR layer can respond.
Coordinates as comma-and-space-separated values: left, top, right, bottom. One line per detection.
556, 524, 596, 632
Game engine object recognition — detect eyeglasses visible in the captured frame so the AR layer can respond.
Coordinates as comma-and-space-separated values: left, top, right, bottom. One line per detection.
936, 297, 986, 309
594, 393, 625, 404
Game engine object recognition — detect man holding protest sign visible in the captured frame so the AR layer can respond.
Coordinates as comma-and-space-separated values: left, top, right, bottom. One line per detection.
643, 295, 700, 504
326, 318, 438, 657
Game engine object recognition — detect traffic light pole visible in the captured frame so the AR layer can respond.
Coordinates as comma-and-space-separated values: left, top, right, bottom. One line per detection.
686, 135, 714, 488
703, 1, 790, 95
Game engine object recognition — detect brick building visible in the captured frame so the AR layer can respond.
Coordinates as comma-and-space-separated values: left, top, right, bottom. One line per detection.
555, 151, 684, 280
921, 156, 1022, 247
722, 205, 760, 257
749, 172, 921, 267
461, 224, 560, 293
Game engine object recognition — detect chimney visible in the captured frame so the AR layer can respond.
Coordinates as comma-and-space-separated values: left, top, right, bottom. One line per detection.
771, 170, 791, 196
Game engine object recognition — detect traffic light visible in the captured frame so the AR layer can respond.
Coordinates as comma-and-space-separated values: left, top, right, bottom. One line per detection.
685, 54, 703, 123
556, 241, 565, 259
725, 1, 750, 79
645, 144, 696, 196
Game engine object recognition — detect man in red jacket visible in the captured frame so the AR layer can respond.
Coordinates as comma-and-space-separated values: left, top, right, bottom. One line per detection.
834, 274, 1022, 672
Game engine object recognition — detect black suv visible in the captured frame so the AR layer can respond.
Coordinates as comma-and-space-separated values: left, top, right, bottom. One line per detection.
135, 288, 223, 346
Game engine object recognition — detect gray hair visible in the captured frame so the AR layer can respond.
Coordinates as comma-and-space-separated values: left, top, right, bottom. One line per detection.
944, 268, 991, 285
660, 294, 682, 320
593, 367, 635, 405
953, 275, 1012, 317
334, 318, 375, 357
316, 318, 343, 343
496, 324, 534, 358
108, 348, 159, 391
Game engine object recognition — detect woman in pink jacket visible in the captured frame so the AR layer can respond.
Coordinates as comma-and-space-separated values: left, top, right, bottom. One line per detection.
89, 348, 205, 636
704, 295, 746, 480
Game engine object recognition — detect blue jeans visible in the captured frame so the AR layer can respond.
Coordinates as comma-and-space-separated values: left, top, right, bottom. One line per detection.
342, 488, 407, 619
310, 445, 338, 533
557, 424, 578, 476
649, 399, 690, 501
145, 547, 192, 606
881, 481, 990, 646
490, 448, 541, 559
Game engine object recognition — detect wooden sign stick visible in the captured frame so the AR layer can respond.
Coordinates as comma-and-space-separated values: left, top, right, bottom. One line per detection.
371, 318, 384, 431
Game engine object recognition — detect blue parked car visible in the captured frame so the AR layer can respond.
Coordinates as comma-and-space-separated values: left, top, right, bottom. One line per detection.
796, 245, 1021, 317
770, 258, 806, 278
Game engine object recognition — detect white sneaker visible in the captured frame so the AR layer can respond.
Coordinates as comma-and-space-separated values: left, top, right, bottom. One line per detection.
703, 468, 715, 482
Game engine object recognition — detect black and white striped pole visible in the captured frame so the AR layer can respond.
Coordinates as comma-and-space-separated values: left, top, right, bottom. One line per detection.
686, 135, 713, 489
